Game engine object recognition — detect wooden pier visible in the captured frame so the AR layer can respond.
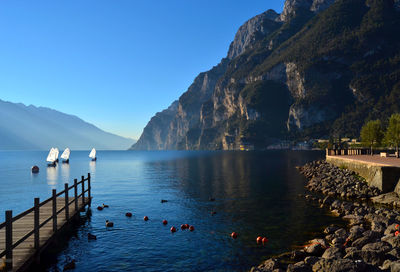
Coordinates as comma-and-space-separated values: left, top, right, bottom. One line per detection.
0, 173, 92, 272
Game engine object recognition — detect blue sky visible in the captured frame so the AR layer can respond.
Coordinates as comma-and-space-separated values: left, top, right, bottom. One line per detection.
0, 0, 285, 140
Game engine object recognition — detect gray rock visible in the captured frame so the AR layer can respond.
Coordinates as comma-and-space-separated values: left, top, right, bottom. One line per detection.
322, 247, 342, 259
344, 250, 385, 266
291, 250, 307, 261
304, 256, 320, 266
381, 235, 400, 248
391, 261, 400, 272
361, 241, 391, 253
352, 236, 372, 249
324, 225, 339, 234
257, 258, 280, 271
384, 223, 399, 236
334, 228, 347, 239
305, 243, 324, 256
312, 258, 366, 272
287, 261, 311, 272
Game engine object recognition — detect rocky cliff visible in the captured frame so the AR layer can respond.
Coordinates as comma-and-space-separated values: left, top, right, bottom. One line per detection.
132, 0, 400, 150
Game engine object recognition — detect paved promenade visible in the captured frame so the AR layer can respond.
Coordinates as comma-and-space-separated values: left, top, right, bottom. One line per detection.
333, 155, 400, 167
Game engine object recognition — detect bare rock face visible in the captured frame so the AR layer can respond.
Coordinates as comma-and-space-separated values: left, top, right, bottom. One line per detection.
279, 0, 313, 21
311, 0, 336, 12
227, 9, 280, 59
279, 0, 336, 21
287, 104, 333, 131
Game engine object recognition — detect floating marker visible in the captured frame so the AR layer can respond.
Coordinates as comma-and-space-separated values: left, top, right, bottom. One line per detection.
171, 226, 177, 233
181, 224, 187, 230
97, 206, 103, 211
189, 226, 195, 231
163, 220, 168, 225
262, 237, 268, 245
125, 212, 132, 217
31, 166, 39, 173
256, 236, 263, 244
231, 232, 238, 239
144, 216, 149, 221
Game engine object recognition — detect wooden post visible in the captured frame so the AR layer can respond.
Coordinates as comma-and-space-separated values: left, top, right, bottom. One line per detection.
74, 178, 78, 212
81, 175, 85, 206
5, 210, 12, 271
52, 189, 57, 232
87, 173, 91, 206
65, 183, 69, 220
34, 198, 40, 249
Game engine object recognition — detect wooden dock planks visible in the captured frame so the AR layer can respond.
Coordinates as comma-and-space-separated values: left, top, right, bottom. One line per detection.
0, 174, 91, 272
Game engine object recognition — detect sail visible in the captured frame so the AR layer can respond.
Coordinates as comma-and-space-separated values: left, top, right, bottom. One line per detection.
54, 148, 59, 159
46, 148, 57, 162
89, 148, 96, 158
61, 148, 70, 160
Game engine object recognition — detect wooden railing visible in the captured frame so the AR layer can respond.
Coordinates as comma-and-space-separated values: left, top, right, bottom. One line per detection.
326, 148, 372, 156
0, 173, 91, 271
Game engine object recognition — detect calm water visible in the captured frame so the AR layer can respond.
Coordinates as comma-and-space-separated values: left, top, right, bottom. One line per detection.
0, 150, 343, 271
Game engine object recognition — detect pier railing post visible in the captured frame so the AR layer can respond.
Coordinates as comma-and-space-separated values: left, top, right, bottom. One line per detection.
81, 175, 85, 206
87, 173, 91, 206
34, 198, 40, 249
52, 189, 57, 232
74, 178, 78, 212
64, 183, 69, 220
5, 210, 12, 271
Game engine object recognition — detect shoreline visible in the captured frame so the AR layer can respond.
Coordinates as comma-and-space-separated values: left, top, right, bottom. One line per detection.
251, 160, 400, 272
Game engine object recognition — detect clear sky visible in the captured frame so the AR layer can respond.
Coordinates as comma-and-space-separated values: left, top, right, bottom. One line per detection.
0, 0, 285, 140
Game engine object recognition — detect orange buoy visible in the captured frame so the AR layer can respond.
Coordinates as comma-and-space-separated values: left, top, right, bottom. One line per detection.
125, 212, 132, 217
231, 232, 238, 239
181, 224, 187, 230
262, 237, 268, 245
396, 224, 399, 230
256, 236, 263, 244
144, 216, 149, 221
189, 225, 195, 231
185, 224, 189, 229
395, 231, 400, 236
163, 220, 168, 225
170, 226, 177, 233
97, 206, 103, 211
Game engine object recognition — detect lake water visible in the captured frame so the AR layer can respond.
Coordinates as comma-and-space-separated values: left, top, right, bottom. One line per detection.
0, 150, 343, 271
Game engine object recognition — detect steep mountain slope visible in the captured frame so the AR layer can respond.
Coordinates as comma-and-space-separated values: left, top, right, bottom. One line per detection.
132, 0, 400, 150
0, 99, 134, 150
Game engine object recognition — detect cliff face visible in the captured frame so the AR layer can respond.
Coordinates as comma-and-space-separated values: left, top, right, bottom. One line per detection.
132, 0, 400, 150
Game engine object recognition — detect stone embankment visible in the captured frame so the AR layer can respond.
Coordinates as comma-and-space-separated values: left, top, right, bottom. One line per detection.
251, 160, 400, 272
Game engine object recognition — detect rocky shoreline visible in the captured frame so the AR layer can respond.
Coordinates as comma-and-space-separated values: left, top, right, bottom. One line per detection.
251, 160, 400, 272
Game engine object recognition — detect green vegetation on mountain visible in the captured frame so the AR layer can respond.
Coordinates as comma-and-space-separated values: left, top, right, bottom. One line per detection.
132, 0, 400, 150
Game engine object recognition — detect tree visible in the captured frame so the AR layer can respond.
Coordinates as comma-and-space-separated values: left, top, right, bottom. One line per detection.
384, 113, 400, 157
360, 120, 383, 155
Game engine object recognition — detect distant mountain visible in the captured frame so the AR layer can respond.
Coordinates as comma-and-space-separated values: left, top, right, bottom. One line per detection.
132, 0, 400, 150
0, 99, 135, 150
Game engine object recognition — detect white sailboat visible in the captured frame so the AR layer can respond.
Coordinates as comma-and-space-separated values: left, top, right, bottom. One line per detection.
46, 148, 57, 166
54, 148, 60, 163
89, 148, 97, 161
61, 148, 70, 163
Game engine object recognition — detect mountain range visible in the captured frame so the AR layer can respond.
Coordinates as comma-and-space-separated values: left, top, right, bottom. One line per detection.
131, 0, 400, 150
0, 99, 134, 150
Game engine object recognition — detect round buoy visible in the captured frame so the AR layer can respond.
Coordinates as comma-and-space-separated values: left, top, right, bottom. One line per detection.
185, 224, 189, 229
31, 166, 39, 173
163, 220, 168, 225
170, 226, 177, 233
231, 232, 238, 239
105, 220, 114, 227
181, 224, 187, 230
189, 225, 195, 231
144, 216, 149, 221
256, 236, 263, 244
125, 212, 132, 217
395, 231, 400, 237
262, 237, 268, 245
97, 206, 103, 211
396, 224, 399, 230
211, 211, 217, 216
